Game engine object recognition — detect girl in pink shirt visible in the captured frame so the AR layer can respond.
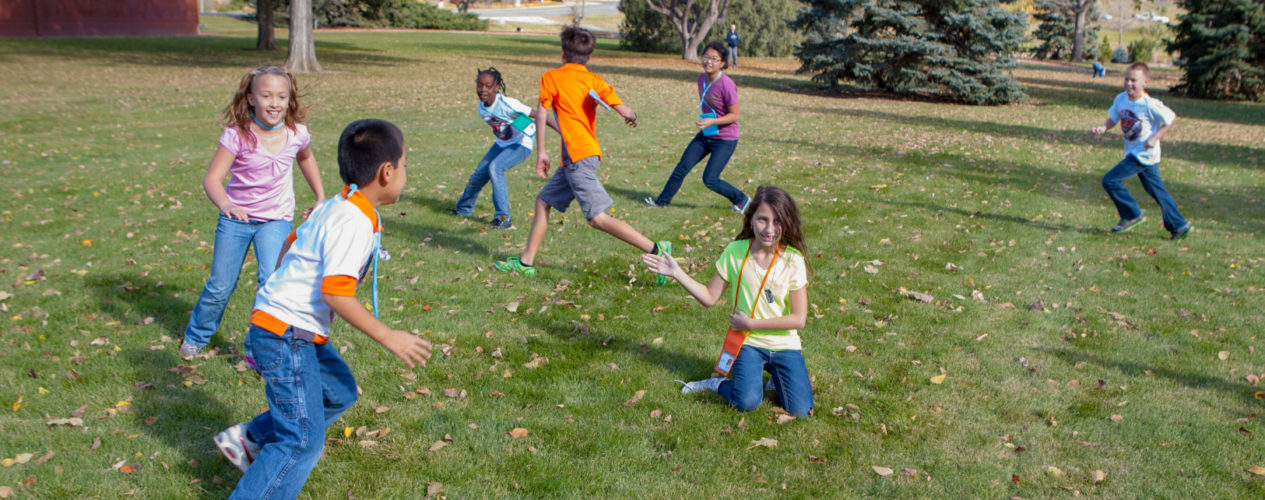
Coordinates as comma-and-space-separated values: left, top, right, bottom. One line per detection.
181, 65, 325, 357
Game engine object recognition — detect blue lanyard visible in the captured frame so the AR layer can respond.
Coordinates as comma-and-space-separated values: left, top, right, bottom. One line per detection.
699, 72, 722, 113
344, 184, 383, 319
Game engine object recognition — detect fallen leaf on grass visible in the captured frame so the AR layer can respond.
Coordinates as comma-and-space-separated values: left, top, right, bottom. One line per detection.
119, 464, 137, 474
427, 482, 444, 497
1247, 465, 1265, 476
1092, 469, 1107, 483
930, 374, 946, 385
0, 485, 12, 498
47, 417, 84, 427
776, 415, 796, 425
1046, 466, 1065, 477
508, 427, 529, 438
1218, 351, 1230, 361
623, 390, 647, 407
747, 437, 778, 449
442, 388, 467, 399
428, 440, 449, 452
871, 466, 893, 476
1108, 414, 1123, 422
505, 301, 519, 313
523, 355, 548, 369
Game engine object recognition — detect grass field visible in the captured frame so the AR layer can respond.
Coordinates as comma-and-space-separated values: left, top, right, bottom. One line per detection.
2, 16, 1265, 498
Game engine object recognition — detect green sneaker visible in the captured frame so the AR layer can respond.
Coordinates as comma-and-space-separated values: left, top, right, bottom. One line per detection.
654, 240, 672, 286
1110, 215, 1146, 234
494, 257, 536, 276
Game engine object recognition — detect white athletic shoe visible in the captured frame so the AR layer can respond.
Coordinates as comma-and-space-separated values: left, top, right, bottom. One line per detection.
214, 423, 261, 473
764, 378, 776, 393
676, 377, 723, 394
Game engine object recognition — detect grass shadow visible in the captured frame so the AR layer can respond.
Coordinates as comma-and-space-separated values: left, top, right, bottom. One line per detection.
0, 36, 413, 69
1043, 347, 1261, 407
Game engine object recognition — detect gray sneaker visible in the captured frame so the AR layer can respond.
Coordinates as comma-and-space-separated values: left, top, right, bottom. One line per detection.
676, 377, 723, 394
490, 216, 513, 230
1110, 215, 1146, 233
1170, 224, 1192, 240
643, 196, 665, 207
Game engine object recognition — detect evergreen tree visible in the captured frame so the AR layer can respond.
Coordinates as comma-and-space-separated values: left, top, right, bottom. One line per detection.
791, 0, 1029, 105
1033, 0, 1099, 60
1168, 0, 1265, 101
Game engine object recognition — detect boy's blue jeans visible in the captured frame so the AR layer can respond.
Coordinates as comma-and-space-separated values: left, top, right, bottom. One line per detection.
184, 216, 291, 349
717, 345, 814, 417
1101, 154, 1188, 232
232, 325, 358, 500
455, 143, 532, 222
653, 133, 745, 207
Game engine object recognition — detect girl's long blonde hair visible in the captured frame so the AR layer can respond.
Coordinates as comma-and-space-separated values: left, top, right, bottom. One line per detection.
222, 65, 305, 148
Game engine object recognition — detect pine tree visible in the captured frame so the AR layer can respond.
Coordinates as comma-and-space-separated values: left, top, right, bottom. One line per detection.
791, 0, 1029, 105
1168, 0, 1265, 101
1033, 0, 1099, 61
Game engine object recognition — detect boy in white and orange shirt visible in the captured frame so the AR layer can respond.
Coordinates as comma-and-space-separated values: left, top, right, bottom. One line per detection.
214, 119, 431, 499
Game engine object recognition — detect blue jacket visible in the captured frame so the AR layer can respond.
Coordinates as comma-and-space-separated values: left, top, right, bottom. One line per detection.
727, 30, 739, 47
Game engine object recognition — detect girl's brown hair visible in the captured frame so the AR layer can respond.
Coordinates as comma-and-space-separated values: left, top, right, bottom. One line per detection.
736, 185, 810, 268
222, 65, 306, 148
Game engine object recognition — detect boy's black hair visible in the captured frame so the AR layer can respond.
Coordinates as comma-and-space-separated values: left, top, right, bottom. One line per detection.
703, 41, 730, 69
338, 119, 404, 187
560, 26, 595, 64
477, 67, 506, 94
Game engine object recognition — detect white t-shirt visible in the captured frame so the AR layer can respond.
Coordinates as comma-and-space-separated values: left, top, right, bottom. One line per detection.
1108, 91, 1176, 166
714, 240, 809, 351
478, 94, 535, 149
252, 187, 379, 340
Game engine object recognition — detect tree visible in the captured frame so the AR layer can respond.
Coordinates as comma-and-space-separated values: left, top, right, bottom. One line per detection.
286, 0, 321, 73
1033, 0, 1099, 61
791, 0, 1029, 105
256, 0, 278, 51
643, 0, 732, 61
619, 0, 803, 57
1167, 0, 1264, 101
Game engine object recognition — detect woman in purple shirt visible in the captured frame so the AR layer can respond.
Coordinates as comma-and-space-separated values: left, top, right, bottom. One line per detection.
645, 41, 749, 213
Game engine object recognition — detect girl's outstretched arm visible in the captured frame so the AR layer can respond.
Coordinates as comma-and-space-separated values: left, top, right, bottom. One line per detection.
295, 146, 324, 218
641, 253, 727, 307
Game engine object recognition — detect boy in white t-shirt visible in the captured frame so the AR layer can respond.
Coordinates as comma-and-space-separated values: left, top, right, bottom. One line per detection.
1091, 62, 1192, 240
215, 119, 432, 499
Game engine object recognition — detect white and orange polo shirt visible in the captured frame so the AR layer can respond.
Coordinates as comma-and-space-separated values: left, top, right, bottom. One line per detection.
250, 185, 380, 344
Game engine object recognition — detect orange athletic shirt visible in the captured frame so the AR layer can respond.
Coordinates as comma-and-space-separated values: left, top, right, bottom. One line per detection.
538, 63, 624, 162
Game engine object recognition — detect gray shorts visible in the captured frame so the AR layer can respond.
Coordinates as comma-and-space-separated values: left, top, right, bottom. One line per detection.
537, 153, 613, 220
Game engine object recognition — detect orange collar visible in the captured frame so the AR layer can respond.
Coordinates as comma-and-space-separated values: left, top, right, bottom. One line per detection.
339, 185, 380, 232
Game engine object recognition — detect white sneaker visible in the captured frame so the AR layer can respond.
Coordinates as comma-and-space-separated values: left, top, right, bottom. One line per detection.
732, 196, 750, 214
764, 378, 776, 393
676, 377, 723, 394
178, 341, 200, 356
214, 423, 261, 473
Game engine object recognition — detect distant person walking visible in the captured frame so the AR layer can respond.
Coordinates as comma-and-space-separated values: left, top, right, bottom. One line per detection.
726, 24, 739, 67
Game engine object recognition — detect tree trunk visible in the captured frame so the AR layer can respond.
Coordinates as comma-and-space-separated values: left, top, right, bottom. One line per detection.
256, 0, 278, 51
645, 0, 731, 61
1070, 1, 1087, 61
285, 0, 322, 73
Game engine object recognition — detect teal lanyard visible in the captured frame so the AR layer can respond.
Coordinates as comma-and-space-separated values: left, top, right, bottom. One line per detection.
699, 73, 721, 114
344, 184, 383, 319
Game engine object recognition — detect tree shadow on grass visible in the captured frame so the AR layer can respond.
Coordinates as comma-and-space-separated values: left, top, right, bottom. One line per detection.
0, 36, 413, 69
878, 199, 1101, 235
492, 57, 812, 94
84, 272, 239, 498
1042, 347, 1261, 407
523, 312, 711, 380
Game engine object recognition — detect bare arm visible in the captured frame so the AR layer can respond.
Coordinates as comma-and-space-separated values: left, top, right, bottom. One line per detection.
204, 145, 249, 221
698, 102, 739, 129
534, 103, 551, 178
641, 253, 727, 307
324, 293, 432, 368
1091, 117, 1116, 136
613, 103, 638, 128
531, 107, 560, 134
294, 146, 324, 218
1146, 118, 1175, 148
729, 286, 808, 332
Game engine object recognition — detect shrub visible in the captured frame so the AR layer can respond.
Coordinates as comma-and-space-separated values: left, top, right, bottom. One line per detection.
1111, 47, 1130, 64
1128, 37, 1158, 64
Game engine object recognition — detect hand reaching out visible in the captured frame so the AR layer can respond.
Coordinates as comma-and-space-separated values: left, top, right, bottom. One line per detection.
640, 252, 680, 277
380, 329, 432, 369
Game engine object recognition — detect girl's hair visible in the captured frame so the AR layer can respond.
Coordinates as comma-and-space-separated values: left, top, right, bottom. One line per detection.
477, 67, 506, 94
222, 65, 306, 148
703, 41, 730, 69
736, 185, 809, 261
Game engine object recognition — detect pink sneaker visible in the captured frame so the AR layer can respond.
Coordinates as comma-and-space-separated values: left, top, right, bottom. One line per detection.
214, 423, 261, 473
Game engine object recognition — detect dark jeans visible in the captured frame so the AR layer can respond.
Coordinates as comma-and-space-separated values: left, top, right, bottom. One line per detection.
653, 133, 744, 207
1101, 154, 1188, 232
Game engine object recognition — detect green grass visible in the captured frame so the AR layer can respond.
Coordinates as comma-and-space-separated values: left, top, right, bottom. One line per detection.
2, 15, 1265, 498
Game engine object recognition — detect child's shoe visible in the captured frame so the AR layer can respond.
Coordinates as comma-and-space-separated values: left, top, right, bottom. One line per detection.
449, 207, 471, 217
654, 241, 673, 286
494, 257, 536, 276
732, 195, 750, 214
179, 341, 200, 357
676, 377, 723, 394
491, 215, 513, 230
1170, 224, 1192, 241
214, 423, 261, 473
1110, 215, 1146, 233
643, 196, 665, 207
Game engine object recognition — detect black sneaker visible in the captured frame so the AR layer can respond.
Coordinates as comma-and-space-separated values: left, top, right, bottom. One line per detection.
1110, 215, 1146, 233
449, 208, 471, 218
491, 216, 513, 230
1170, 224, 1192, 241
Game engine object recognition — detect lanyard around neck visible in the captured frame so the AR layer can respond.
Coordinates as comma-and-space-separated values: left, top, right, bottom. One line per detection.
344, 184, 382, 319
700, 72, 722, 113
732, 241, 781, 319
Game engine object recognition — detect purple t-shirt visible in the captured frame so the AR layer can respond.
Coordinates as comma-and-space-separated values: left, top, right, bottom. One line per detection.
697, 73, 739, 141
219, 123, 311, 222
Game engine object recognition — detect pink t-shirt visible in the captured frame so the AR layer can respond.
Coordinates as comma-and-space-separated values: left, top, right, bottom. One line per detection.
219, 124, 311, 222
697, 73, 739, 141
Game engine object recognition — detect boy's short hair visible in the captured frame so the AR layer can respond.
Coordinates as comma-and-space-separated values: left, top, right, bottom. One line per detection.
338, 119, 404, 187
1126, 62, 1150, 77
561, 26, 595, 64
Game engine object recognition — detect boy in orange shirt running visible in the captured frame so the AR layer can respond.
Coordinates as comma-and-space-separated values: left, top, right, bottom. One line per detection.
495, 26, 673, 284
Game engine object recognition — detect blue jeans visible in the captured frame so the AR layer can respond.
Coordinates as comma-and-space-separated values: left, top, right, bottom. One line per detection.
1092, 63, 1105, 78
717, 346, 814, 416
1101, 155, 1188, 232
232, 325, 358, 500
183, 216, 291, 349
455, 143, 532, 221
653, 133, 745, 207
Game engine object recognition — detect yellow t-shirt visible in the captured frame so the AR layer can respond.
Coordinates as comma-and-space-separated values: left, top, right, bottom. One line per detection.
538, 63, 624, 162
714, 240, 808, 351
